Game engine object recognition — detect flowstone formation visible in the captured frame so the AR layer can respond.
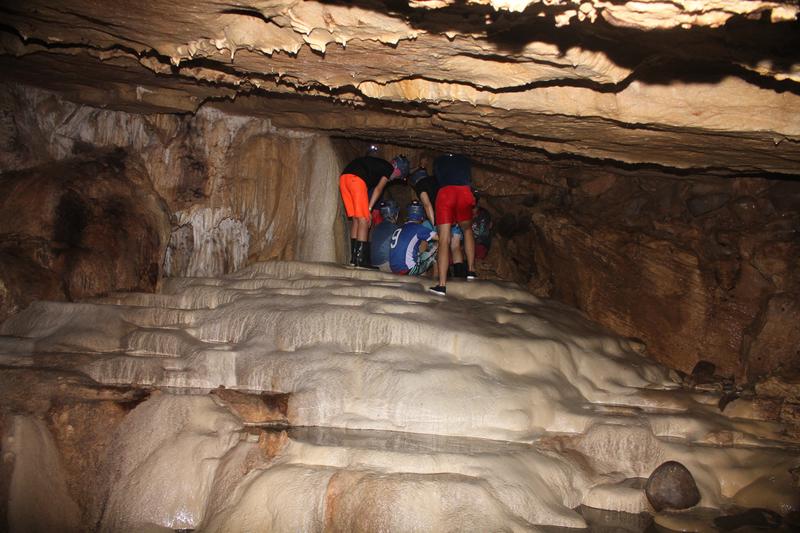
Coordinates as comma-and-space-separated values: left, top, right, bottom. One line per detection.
1, 261, 798, 531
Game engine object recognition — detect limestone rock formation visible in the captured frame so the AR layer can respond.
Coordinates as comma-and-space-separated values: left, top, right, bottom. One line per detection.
472, 162, 800, 380
1, 78, 796, 380
1, 416, 82, 533
1, 0, 798, 381
97, 394, 243, 531
0, 150, 170, 322
0, 0, 797, 173
0, 262, 797, 530
0, 1, 798, 529
0, 84, 347, 279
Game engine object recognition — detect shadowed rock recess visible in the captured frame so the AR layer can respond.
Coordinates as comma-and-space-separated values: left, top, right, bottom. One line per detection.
0, 0, 799, 531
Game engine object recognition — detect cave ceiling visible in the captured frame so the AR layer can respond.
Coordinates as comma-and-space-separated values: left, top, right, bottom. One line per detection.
1, 0, 799, 175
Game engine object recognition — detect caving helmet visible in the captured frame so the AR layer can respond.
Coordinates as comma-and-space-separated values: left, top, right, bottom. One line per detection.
366, 144, 380, 156
408, 167, 429, 186
407, 200, 425, 222
379, 200, 399, 223
390, 155, 411, 181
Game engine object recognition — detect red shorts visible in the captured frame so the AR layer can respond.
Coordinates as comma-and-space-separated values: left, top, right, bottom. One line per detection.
339, 173, 370, 219
435, 185, 475, 225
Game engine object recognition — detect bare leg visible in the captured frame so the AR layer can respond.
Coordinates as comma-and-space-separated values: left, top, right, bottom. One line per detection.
459, 220, 475, 272
451, 233, 463, 264
355, 217, 370, 241
437, 223, 452, 286
350, 218, 358, 240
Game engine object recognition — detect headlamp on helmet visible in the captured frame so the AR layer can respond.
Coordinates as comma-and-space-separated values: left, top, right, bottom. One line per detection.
407, 201, 425, 222
379, 200, 399, 223
390, 155, 410, 181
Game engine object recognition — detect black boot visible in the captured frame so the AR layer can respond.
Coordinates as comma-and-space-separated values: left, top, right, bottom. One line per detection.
353, 240, 367, 268
452, 262, 468, 279
350, 238, 357, 266
361, 241, 378, 269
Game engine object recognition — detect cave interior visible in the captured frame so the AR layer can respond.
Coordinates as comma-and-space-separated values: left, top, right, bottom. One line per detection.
0, 0, 799, 531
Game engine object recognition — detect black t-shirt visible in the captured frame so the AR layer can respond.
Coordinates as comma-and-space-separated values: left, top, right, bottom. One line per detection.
433, 154, 471, 187
413, 176, 439, 207
342, 156, 393, 190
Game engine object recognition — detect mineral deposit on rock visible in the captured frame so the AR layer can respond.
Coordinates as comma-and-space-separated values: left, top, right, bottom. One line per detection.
0, 262, 797, 530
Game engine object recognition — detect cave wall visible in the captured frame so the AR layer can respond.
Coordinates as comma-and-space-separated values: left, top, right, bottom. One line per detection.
0, 152, 171, 322
0, 83, 347, 274
473, 162, 800, 381
158, 107, 346, 276
0, 83, 347, 320
2, 81, 797, 381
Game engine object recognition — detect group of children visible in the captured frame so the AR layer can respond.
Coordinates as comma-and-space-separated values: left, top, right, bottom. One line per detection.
338, 146, 492, 296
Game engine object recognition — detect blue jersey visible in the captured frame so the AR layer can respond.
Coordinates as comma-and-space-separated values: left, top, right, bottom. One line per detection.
389, 222, 436, 273
370, 220, 398, 268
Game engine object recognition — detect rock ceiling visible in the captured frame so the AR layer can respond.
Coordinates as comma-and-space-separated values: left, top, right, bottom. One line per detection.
1, 0, 799, 174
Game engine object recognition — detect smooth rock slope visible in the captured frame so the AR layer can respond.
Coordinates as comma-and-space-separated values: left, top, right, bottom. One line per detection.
0, 261, 798, 530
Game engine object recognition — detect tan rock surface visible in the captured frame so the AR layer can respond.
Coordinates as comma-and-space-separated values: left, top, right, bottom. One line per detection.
0, 0, 798, 387
210, 387, 289, 425
2, 80, 795, 381
0, 0, 798, 173
0, 367, 152, 529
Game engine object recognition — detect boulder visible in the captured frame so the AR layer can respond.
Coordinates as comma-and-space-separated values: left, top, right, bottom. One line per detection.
645, 461, 701, 512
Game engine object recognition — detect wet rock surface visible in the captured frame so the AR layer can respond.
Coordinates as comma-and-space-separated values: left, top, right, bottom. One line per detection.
0, 368, 152, 530
645, 461, 701, 512
1, 82, 798, 385
714, 508, 783, 531
1, 261, 798, 530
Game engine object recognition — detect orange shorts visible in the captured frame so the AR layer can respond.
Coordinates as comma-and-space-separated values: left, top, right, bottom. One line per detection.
339, 173, 370, 219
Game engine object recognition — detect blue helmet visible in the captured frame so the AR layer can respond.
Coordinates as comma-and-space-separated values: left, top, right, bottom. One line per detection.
390, 155, 410, 181
407, 201, 425, 222
408, 168, 429, 186
379, 200, 399, 222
